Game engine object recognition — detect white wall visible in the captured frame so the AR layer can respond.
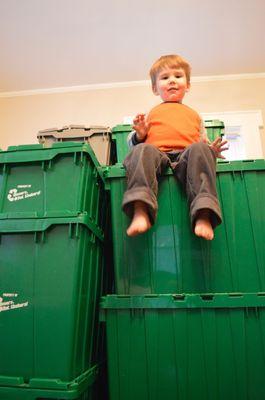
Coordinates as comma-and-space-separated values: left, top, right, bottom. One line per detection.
0, 75, 265, 157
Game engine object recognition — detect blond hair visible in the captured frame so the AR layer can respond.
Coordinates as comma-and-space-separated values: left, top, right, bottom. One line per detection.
150, 54, 191, 89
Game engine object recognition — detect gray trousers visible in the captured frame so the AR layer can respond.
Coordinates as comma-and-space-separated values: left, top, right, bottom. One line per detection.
122, 142, 222, 229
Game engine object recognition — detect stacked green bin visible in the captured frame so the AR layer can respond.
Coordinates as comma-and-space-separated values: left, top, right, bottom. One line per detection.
103, 159, 265, 294
0, 142, 104, 221
101, 294, 265, 400
101, 124, 265, 399
0, 143, 108, 400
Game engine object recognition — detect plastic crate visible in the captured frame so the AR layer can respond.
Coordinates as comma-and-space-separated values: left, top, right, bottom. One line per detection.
101, 293, 265, 400
0, 216, 104, 399
103, 159, 265, 294
0, 142, 105, 223
111, 120, 225, 164
38, 125, 111, 165
111, 124, 132, 164
204, 119, 225, 142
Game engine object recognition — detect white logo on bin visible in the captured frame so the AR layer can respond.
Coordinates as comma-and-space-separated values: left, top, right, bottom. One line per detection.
0, 293, 29, 313
7, 185, 41, 202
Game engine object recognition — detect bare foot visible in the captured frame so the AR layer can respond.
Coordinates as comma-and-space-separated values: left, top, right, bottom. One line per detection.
127, 201, 151, 236
194, 210, 214, 240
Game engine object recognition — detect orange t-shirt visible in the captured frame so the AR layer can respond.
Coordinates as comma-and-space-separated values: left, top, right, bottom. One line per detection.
145, 102, 202, 152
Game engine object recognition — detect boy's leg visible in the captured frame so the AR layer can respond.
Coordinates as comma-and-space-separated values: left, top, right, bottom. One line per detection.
172, 142, 222, 240
126, 200, 151, 236
194, 209, 214, 240
122, 143, 169, 235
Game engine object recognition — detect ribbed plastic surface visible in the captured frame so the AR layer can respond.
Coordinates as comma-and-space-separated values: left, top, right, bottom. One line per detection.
104, 159, 265, 294
101, 294, 265, 400
0, 217, 104, 398
0, 143, 104, 223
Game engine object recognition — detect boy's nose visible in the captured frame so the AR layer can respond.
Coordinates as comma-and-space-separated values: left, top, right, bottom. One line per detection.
169, 76, 177, 83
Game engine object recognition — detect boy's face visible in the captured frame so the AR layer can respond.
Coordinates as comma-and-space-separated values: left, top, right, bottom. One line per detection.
152, 66, 190, 103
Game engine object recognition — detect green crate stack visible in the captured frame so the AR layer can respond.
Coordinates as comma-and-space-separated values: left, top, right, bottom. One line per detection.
0, 142, 109, 400
101, 124, 265, 399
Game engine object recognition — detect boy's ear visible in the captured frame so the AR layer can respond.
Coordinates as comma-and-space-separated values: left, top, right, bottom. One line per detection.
186, 83, 191, 92
152, 84, 159, 95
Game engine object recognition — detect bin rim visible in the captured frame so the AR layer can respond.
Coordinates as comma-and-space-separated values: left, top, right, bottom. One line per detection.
0, 215, 104, 241
38, 124, 110, 135
100, 158, 265, 179
0, 363, 98, 394
111, 124, 132, 133
204, 119, 225, 128
0, 142, 100, 168
100, 293, 265, 309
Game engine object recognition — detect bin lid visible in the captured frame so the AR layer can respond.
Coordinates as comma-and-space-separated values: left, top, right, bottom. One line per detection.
204, 119, 225, 128
112, 124, 132, 133
0, 142, 99, 167
38, 124, 110, 138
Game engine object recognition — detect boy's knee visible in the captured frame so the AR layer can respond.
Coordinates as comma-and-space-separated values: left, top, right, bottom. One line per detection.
135, 143, 156, 152
124, 143, 156, 167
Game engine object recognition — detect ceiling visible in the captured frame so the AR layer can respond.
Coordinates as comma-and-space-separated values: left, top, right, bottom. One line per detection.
0, 0, 265, 93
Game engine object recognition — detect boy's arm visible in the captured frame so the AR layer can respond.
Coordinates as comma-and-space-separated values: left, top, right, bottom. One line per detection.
127, 130, 142, 147
127, 114, 149, 147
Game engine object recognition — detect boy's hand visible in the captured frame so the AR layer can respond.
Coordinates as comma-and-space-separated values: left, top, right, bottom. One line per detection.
133, 113, 149, 142
209, 137, 229, 159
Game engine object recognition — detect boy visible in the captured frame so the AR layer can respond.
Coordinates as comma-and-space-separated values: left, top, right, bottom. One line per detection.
122, 54, 228, 240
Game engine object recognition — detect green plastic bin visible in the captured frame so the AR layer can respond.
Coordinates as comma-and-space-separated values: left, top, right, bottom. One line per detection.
0, 142, 104, 223
101, 293, 265, 400
0, 216, 104, 399
204, 119, 225, 142
111, 120, 225, 164
111, 124, 132, 164
102, 159, 265, 294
